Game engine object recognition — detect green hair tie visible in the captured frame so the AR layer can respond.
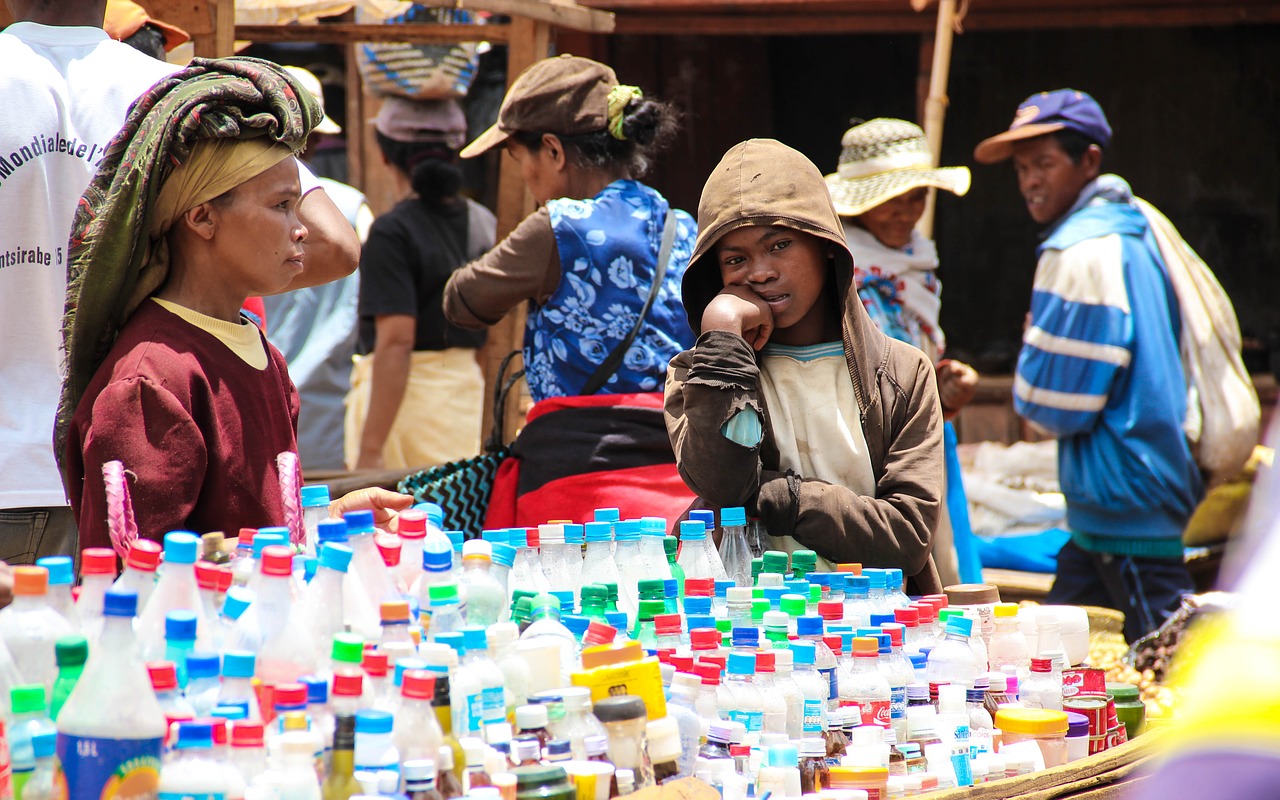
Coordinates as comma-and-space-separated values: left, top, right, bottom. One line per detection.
607, 84, 644, 141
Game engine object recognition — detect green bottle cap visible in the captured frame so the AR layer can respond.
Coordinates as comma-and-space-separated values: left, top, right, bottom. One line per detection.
10, 684, 46, 714
716, 618, 732, 634
637, 579, 665, 600
55, 635, 89, 667
663, 536, 679, 557
751, 598, 770, 622
751, 557, 763, 581
514, 596, 534, 621
751, 587, 765, 599
791, 550, 817, 569
428, 584, 459, 605
638, 599, 666, 620
532, 594, 561, 614
809, 584, 823, 604
780, 594, 807, 617
762, 551, 789, 574
603, 583, 619, 603
580, 584, 606, 603
331, 633, 365, 664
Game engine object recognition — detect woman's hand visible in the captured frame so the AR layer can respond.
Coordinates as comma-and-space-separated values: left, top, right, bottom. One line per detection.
329, 487, 415, 529
701, 285, 774, 350
937, 359, 979, 414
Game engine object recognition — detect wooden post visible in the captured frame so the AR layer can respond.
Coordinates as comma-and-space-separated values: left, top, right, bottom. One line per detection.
478, 16, 553, 445
918, 0, 957, 239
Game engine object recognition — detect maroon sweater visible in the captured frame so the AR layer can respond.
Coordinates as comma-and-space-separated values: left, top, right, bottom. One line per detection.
66, 301, 300, 550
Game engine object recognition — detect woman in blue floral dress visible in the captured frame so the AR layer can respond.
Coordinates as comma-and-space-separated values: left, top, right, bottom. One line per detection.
444, 54, 697, 526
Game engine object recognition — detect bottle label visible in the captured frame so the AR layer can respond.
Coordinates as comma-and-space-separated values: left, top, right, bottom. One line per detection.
890, 687, 906, 723
465, 692, 484, 733
56, 734, 163, 799
818, 667, 838, 703
802, 699, 824, 734
728, 709, 763, 732
160, 794, 225, 800
481, 686, 506, 725
862, 699, 891, 728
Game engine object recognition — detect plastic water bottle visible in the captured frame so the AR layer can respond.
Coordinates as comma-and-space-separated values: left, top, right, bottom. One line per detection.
796, 615, 839, 710
393, 669, 444, 763
20, 728, 58, 800
244, 528, 288, 594
459, 626, 506, 729
0, 567, 72, 693
458, 541, 506, 628
754, 651, 790, 735
519, 595, 578, 682
612, 520, 646, 625
379, 600, 418, 669
537, 523, 571, 593
147, 660, 195, 719
676, 520, 723, 581
159, 721, 232, 798
414, 537, 456, 614
113, 538, 162, 611
239, 545, 319, 684
717, 508, 752, 587
218, 650, 262, 722
580, 522, 621, 602
879, 624, 915, 745
508, 527, 551, 596
721, 652, 764, 734
344, 511, 401, 612
926, 615, 982, 689
75, 548, 117, 646
562, 523, 585, 592
300, 483, 331, 556
163, 610, 197, 689
185, 651, 223, 717
988, 603, 1031, 679
638, 517, 674, 582
10, 684, 56, 796
424, 584, 464, 643
842, 575, 873, 629
138, 532, 213, 661
56, 589, 166, 798
843, 636, 892, 727
884, 568, 912, 609
299, 542, 351, 666
36, 557, 78, 632
394, 508, 429, 595
50, 636, 86, 722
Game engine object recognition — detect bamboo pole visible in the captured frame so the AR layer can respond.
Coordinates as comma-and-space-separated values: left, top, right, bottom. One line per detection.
918, 0, 957, 239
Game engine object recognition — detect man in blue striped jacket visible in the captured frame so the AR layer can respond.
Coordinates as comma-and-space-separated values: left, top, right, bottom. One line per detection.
975, 90, 1204, 642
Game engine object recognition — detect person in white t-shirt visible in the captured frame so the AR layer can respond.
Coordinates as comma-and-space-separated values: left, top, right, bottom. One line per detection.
0, 0, 359, 567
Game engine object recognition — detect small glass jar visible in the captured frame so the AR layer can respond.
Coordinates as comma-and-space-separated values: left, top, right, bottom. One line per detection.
514, 765, 576, 800
995, 708, 1069, 768
592, 695, 655, 791
798, 737, 830, 793
1106, 682, 1146, 740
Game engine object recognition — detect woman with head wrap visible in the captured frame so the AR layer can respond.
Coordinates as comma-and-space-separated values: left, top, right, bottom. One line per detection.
58, 58, 362, 552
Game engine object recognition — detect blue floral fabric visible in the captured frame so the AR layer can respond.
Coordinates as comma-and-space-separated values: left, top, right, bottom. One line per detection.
525, 180, 697, 401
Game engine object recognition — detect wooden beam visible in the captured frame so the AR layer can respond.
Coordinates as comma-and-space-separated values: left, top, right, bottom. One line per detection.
235, 22, 511, 45
458, 0, 615, 33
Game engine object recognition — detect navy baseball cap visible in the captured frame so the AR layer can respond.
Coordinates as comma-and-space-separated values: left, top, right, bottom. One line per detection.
974, 89, 1112, 164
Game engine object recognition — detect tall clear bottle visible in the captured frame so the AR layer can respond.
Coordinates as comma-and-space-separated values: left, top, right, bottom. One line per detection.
0, 567, 71, 693
717, 508, 752, 587
675, 520, 727, 581
988, 603, 1030, 679
721, 652, 764, 736
925, 616, 982, 690
343, 510, 401, 626
138, 532, 213, 661
56, 589, 166, 798
508, 528, 551, 596
612, 521, 646, 625
581, 523, 621, 608
538, 523, 572, 594
300, 542, 352, 668
244, 545, 320, 684
393, 669, 445, 764
36, 557, 78, 632
563, 523, 585, 593
459, 626, 507, 730
638, 518, 674, 582
76, 548, 117, 646
113, 539, 162, 611
395, 509, 430, 595
843, 636, 892, 728
458, 541, 506, 628
519, 596, 578, 682
796, 616, 839, 710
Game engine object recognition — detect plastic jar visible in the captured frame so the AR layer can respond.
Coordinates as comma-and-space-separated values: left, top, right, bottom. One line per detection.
828, 766, 889, 800
1065, 712, 1090, 763
1106, 682, 1146, 740
513, 765, 576, 800
995, 708, 1069, 768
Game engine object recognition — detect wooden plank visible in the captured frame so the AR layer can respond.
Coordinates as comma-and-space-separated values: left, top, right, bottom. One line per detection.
457, 0, 616, 33
235, 22, 510, 45
145, 0, 214, 35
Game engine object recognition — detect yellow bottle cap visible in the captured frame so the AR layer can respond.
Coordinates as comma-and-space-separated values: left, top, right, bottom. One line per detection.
995, 707, 1069, 736
993, 602, 1020, 618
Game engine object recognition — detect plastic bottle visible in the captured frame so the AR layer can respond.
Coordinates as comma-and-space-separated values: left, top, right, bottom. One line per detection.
537, 523, 571, 594
0, 567, 73, 692
344, 510, 401, 623
352, 709, 399, 775
414, 537, 458, 614
580, 522, 621, 607
875, 626, 913, 746
988, 603, 1031, 679
425, 585, 465, 644
159, 721, 231, 798
757, 743, 803, 799
925, 615, 981, 690
788, 641, 829, 736
163, 609, 198, 689
247, 545, 320, 684
148, 660, 196, 719
795, 616, 839, 710
672, 520, 718, 584
262, 724, 322, 800
458, 541, 506, 628
185, 652, 223, 717
767, 648, 804, 740
842, 637, 892, 728
593, 695, 655, 791
19, 729, 57, 800
35, 557, 77, 632
754, 651, 790, 736
230, 527, 259, 588
138, 532, 214, 661
722, 652, 764, 736
379, 600, 418, 669
49, 636, 86, 722
637, 518, 674, 582
459, 627, 507, 731
230, 720, 267, 789
56, 589, 166, 797
717, 508, 752, 587
518, 596, 578, 683
611, 521, 646, 626
299, 483, 332, 556
394, 669, 444, 767
299, 542, 352, 669
217, 651, 262, 722
1020, 657, 1063, 711
839, 575, 871, 630
10, 685, 56, 796
392, 509, 429, 595
74, 548, 117, 646
664, 674, 703, 777
113, 538, 163, 609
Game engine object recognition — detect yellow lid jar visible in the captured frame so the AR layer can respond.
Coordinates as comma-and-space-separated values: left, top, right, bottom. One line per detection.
995, 708, 1069, 768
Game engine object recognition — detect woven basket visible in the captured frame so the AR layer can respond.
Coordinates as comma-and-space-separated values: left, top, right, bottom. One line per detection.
1084, 605, 1126, 649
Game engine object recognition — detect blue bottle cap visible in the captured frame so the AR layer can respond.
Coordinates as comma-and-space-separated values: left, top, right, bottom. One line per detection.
785, 580, 811, 596
414, 502, 444, 530
871, 632, 891, 654
726, 652, 756, 675
796, 616, 824, 637
394, 658, 429, 687
864, 568, 887, 589
945, 615, 974, 638
320, 542, 354, 574
870, 613, 896, 627
435, 631, 465, 655
212, 704, 248, 721
762, 587, 787, 608
562, 615, 590, 638
714, 580, 734, 598
909, 652, 927, 670
163, 531, 200, 565
613, 520, 641, 542
790, 640, 816, 665
885, 568, 904, 590
317, 519, 348, 544
765, 743, 799, 768
688, 509, 715, 529
550, 590, 576, 613
847, 575, 871, 594
32, 729, 56, 759
252, 531, 287, 557
510, 527, 532, 548
731, 626, 759, 648
604, 611, 629, 630
640, 517, 667, 537
343, 510, 375, 534
481, 529, 509, 545
684, 597, 712, 616
460, 625, 488, 652
222, 650, 256, 678
185, 651, 220, 680
720, 507, 747, 527
808, 574, 829, 588
583, 522, 613, 543
175, 721, 213, 750
679, 520, 706, 541
545, 739, 572, 757
563, 524, 584, 544
445, 531, 464, 552
300, 484, 331, 508
663, 580, 678, 599
686, 614, 717, 632
165, 609, 198, 641
827, 572, 848, 592
828, 623, 853, 634
302, 557, 318, 582
103, 588, 137, 618
593, 508, 621, 523
356, 709, 394, 734
36, 556, 73, 586
856, 627, 880, 638
490, 543, 517, 569
222, 587, 254, 621
301, 675, 329, 703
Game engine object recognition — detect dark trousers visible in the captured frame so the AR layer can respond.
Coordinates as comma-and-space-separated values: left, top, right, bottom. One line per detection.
1045, 539, 1193, 642
0, 506, 79, 565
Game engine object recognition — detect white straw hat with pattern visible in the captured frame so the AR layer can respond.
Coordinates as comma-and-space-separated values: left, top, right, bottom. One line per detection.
825, 118, 971, 217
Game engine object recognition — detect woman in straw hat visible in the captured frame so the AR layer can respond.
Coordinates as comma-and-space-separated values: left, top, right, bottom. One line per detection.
827, 117, 979, 584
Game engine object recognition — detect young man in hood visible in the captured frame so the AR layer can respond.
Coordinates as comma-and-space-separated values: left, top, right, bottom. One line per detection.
665, 138, 945, 595
975, 90, 1204, 641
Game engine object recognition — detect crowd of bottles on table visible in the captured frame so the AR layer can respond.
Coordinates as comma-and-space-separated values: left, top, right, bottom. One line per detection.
0, 495, 1147, 800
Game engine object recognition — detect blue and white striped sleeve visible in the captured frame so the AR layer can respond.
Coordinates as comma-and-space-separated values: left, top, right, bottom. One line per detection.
1014, 234, 1134, 437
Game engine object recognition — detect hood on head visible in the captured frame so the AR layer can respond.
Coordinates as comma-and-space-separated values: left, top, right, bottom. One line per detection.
683, 139, 854, 334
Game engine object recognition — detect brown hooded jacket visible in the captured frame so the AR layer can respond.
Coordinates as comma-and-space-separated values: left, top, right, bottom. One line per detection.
664, 139, 945, 595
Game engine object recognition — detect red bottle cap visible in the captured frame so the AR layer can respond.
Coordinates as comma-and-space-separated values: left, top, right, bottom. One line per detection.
894, 607, 919, 627
401, 670, 435, 700
694, 662, 721, 685
656, 649, 673, 664
81, 548, 118, 576
201, 717, 228, 746
669, 655, 694, 673
756, 652, 776, 673
818, 600, 843, 620
362, 651, 389, 677
332, 671, 364, 697
690, 629, 720, 650
823, 634, 843, 656
684, 578, 713, 597
699, 655, 726, 669
583, 621, 616, 645
126, 539, 163, 572
397, 510, 428, 539
147, 661, 178, 691
525, 527, 540, 548
238, 528, 257, 547
260, 545, 294, 577
232, 721, 265, 748
195, 561, 221, 590
923, 594, 949, 609
881, 623, 905, 647
911, 602, 936, 624
216, 565, 234, 593
654, 614, 682, 636
730, 745, 751, 757
273, 683, 308, 709
374, 533, 402, 567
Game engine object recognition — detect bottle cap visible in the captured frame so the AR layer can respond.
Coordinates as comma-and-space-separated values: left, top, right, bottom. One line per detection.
1107, 682, 1141, 701
796, 615, 824, 637
993, 602, 1020, 618
944, 582, 1001, 606
331, 633, 365, 664
823, 634, 843, 656
12, 567, 46, 596
393, 658, 429, 687
428, 584, 459, 607
125, 540, 163, 572
516, 704, 548, 730
333, 671, 363, 697
852, 636, 879, 656
640, 517, 667, 537
317, 519, 348, 545
693, 662, 721, 686
583, 621, 616, 645
592, 694, 647, 723
298, 483, 330, 508
726, 652, 756, 675
684, 599, 713, 619
273, 683, 308, 711
582, 521, 612, 543
720, 507, 747, 527
604, 611, 629, 631
993, 707, 1069, 736
181, 651, 217, 680
402, 758, 438, 783
730, 626, 759, 648
654, 613, 683, 636
790, 639, 815, 665
761, 551, 789, 574
397, 509, 428, 539
174, 721, 213, 750
893, 606, 920, 626
31, 729, 56, 759
362, 651, 389, 677
401, 670, 435, 700
779, 593, 806, 617
319, 542, 353, 573
637, 599, 666, 620
461, 625, 489, 653
688, 509, 715, 529
613, 520, 641, 542
944, 615, 974, 638
880, 622, 905, 648
755, 651, 776, 673
593, 508, 621, 523
1067, 711, 1091, 738
232, 721, 265, 748
102, 588, 138, 618
36, 556, 73, 586
80, 548, 118, 577
161, 531, 199, 565
689, 628, 720, 650
165, 610, 198, 641
147, 661, 179, 691
55, 636, 89, 668
10, 684, 45, 714
563, 524, 584, 544
1030, 657, 1052, 673
193, 561, 220, 591
219, 587, 252, 622
356, 709, 394, 734
259, 545, 293, 576
818, 600, 844, 620
762, 610, 790, 630
344, 510, 375, 534
381, 600, 411, 624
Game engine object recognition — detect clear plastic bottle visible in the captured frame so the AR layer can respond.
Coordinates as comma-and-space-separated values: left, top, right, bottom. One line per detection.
49, 636, 86, 722
459, 626, 507, 730
663, 674, 702, 777
0, 567, 72, 693
691, 663, 723, 733
612, 521, 646, 626
843, 637, 892, 728
185, 652, 223, 717
722, 652, 764, 736
415, 537, 459, 615
877, 626, 914, 746
966, 685, 994, 756
261, 727, 322, 800
883, 569, 912, 610
592, 695, 655, 791
796, 616, 839, 710
112, 539, 163, 612
1020, 657, 1063, 711
1034, 609, 1069, 671
580, 522, 621, 607
36, 556, 78, 632
638, 518, 674, 582
519, 596, 578, 682
425, 585, 465, 643
159, 721, 231, 798
20, 728, 58, 800
537, 523, 571, 594
218, 650, 262, 722
676, 520, 725, 581
138, 532, 214, 661
988, 603, 1030, 679
506, 528, 551, 598
788, 641, 829, 737
231, 720, 267, 788
10, 684, 56, 796
246, 545, 320, 685
925, 616, 981, 690
458, 541, 506, 628
754, 651, 790, 736
717, 508, 752, 587
863, 569, 892, 616
300, 542, 352, 668
75, 548, 117, 646
395, 669, 445, 764
395, 509, 430, 595
164, 609, 197, 689
842, 575, 873, 630
343, 510, 401, 625
769, 648, 806, 740
379, 599, 419, 668
561, 524, 585, 593
56, 589, 166, 798
147, 660, 196, 719
486, 622, 531, 715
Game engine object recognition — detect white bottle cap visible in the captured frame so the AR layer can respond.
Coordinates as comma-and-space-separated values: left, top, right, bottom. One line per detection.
516, 704, 548, 731
462, 539, 492, 560
727, 587, 754, 603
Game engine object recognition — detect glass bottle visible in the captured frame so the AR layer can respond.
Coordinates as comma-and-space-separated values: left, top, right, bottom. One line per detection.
403, 758, 446, 800
322, 713, 364, 800
593, 695, 655, 791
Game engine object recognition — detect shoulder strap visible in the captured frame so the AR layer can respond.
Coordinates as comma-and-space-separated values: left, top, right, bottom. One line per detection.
580, 209, 679, 396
